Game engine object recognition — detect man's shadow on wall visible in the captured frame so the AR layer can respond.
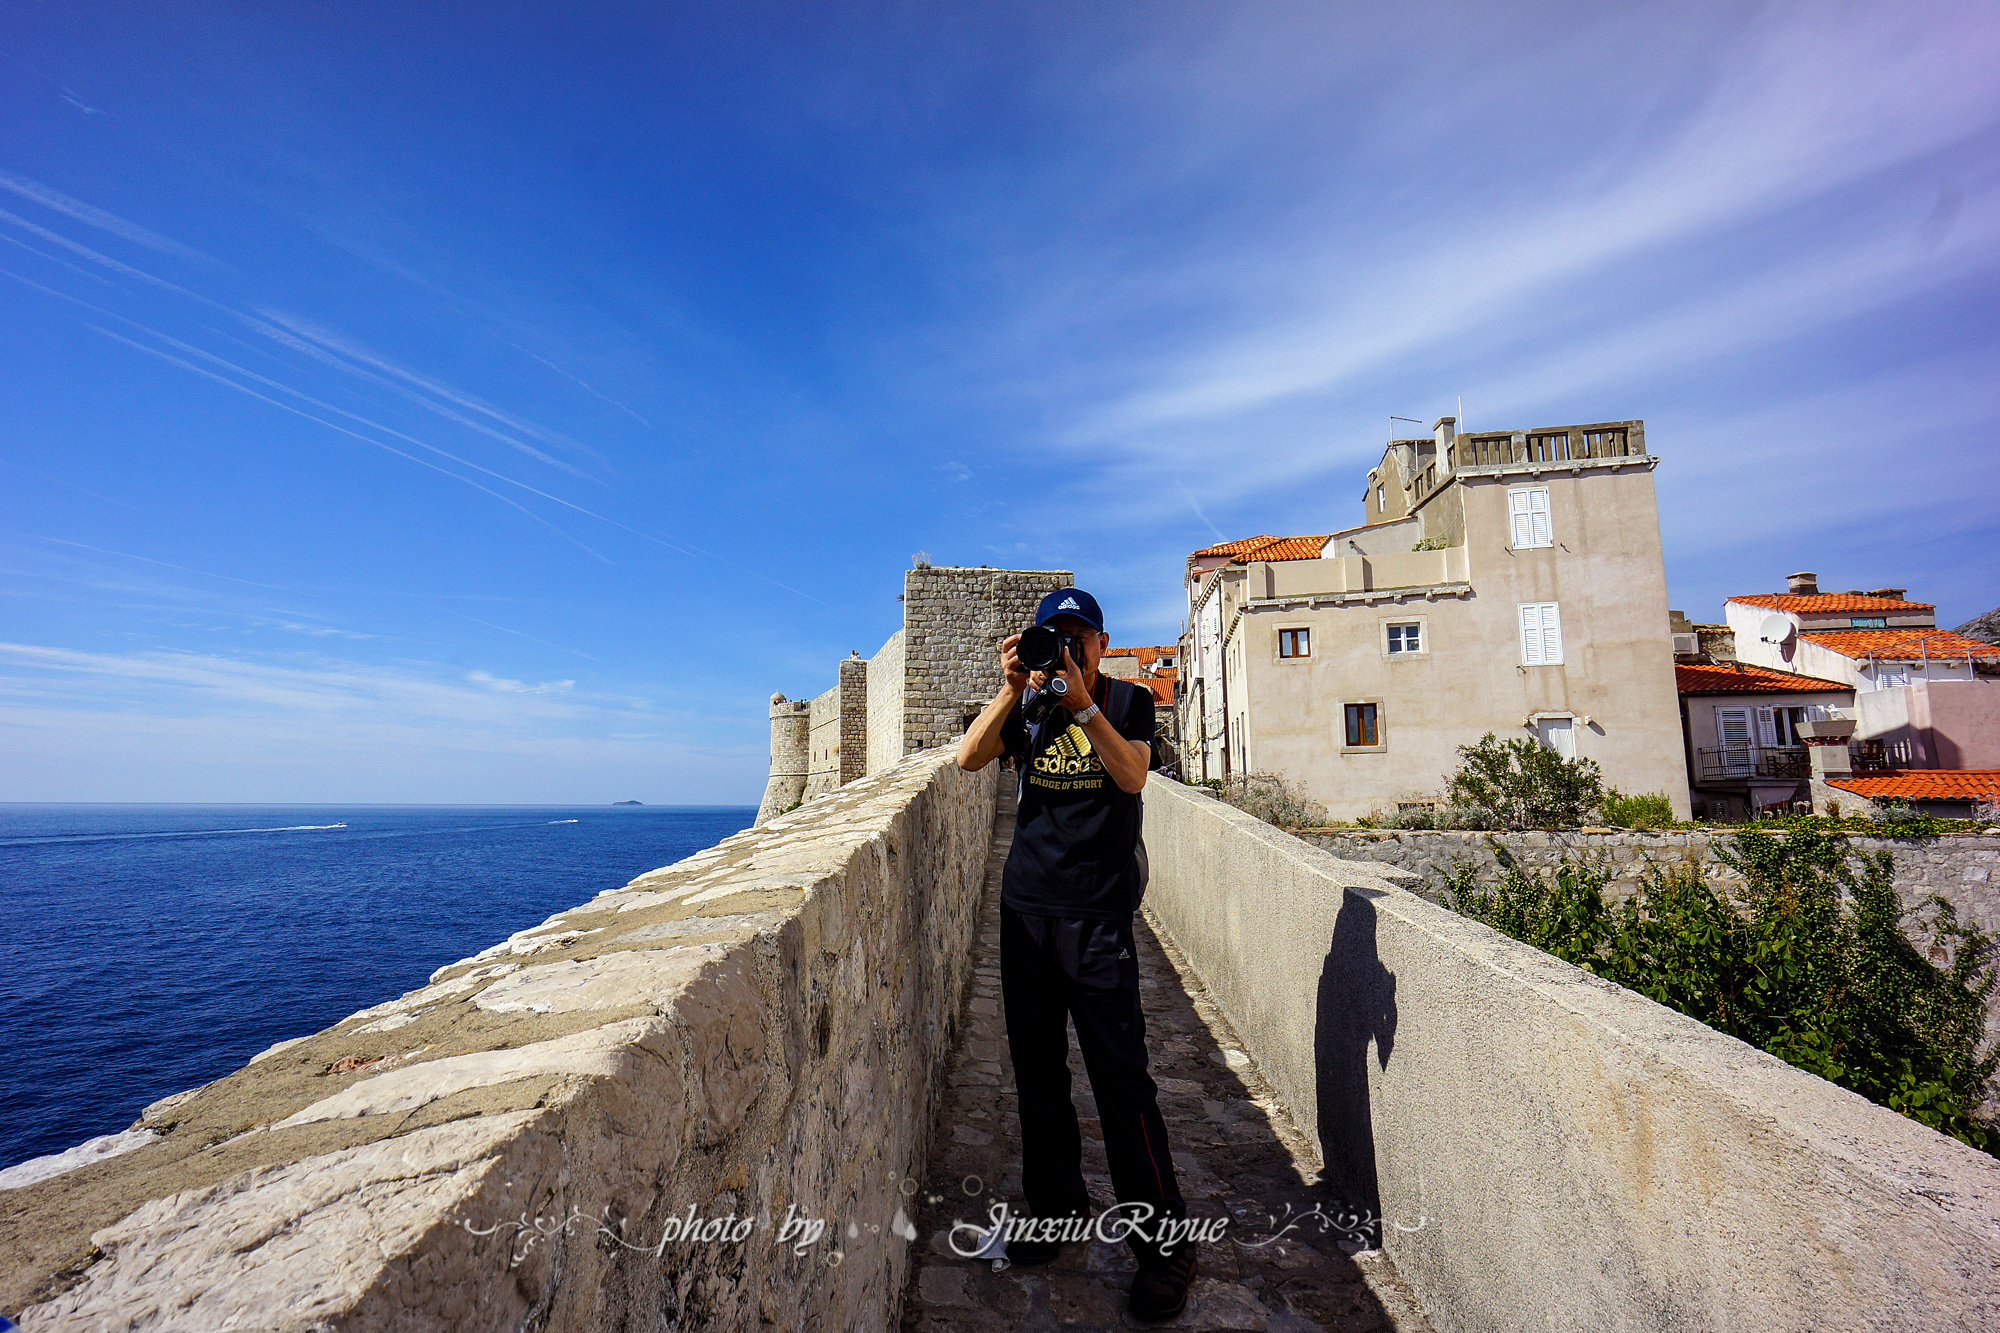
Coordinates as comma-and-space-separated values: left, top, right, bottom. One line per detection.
1313, 887, 1398, 1240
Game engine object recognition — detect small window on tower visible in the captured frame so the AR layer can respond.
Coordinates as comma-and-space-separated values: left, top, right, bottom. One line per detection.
1278, 628, 1311, 658
1387, 623, 1422, 654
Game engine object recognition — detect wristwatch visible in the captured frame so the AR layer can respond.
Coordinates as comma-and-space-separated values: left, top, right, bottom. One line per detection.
1072, 702, 1102, 725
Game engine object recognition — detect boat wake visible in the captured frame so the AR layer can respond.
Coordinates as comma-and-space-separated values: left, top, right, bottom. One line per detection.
1, 823, 348, 848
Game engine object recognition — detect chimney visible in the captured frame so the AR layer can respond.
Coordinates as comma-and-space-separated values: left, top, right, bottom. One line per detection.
1433, 416, 1456, 477
1866, 587, 1907, 602
1786, 572, 1819, 595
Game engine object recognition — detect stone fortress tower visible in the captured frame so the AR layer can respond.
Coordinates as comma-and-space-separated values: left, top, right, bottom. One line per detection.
755, 560, 1073, 824
755, 693, 811, 824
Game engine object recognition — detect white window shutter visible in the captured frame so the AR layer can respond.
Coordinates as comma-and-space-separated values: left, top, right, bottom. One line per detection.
1528, 488, 1552, 546
1520, 604, 1542, 664
1718, 709, 1750, 746
1756, 707, 1778, 746
1540, 603, 1562, 663
1510, 490, 1533, 548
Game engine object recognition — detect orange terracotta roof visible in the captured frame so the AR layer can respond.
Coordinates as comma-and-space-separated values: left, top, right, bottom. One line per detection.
1104, 645, 1178, 666
1828, 770, 2000, 804
1799, 630, 2000, 661
1675, 663, 1849, 695
1730, 593, 1934, 614
1140, 676, 1174, 707
1189, 534, 1330, 563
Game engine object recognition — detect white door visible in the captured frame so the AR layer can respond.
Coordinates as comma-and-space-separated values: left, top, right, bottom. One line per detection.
1536, 717, 1575, 758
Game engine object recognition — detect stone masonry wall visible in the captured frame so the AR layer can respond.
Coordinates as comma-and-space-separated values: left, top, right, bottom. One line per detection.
898, 566, 1073, 758
865, 628, 906, 777
805, 681, 846, 800
4, 749, 998, 1332
837, 656, 868, 786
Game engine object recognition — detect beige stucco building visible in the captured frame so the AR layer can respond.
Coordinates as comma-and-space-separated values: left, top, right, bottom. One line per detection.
1177, 417, 1689, 821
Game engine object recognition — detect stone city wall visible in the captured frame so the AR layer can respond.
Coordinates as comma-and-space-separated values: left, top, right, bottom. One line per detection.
1297, 828, 2000, 936
3, 749, 999, 1333
865, 628, 907, 777
1139, 776, 2000, 1333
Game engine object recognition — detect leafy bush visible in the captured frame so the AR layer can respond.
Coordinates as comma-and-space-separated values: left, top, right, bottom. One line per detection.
1601, 790, 1676, 830
1412, 535, 1451, 551
1445, 733, 1606, 830
1444, 828, 1999, 1155
1215, 771, 1329, 830
1739, 812, 1973, 841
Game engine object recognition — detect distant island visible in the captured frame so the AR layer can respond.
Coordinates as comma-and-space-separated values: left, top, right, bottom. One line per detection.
611, 800, 643, 806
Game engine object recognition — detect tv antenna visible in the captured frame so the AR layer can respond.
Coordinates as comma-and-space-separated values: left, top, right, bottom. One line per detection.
1389, 415, 1423, 439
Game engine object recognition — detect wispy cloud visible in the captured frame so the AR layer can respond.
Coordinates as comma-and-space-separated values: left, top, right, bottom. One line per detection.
0, 168, 210, 263
258, 309, 604, 465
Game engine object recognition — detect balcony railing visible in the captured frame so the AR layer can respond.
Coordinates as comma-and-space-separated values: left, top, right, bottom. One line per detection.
1453, 428, 1634, 468
1697, 745, 1810, 781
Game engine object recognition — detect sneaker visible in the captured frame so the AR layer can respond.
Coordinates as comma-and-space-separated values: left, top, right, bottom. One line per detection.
1006, 1209, 1088, 1266
1129, 1243, 1197, 1320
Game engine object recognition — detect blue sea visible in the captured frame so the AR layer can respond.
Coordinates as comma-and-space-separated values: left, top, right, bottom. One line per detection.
0, 803, 755, 1173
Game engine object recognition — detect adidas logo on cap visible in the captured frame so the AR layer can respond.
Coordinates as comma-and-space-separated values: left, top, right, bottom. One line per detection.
1058, 597, 1079, 610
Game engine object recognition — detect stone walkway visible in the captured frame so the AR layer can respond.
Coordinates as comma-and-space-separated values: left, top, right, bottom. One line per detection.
900, 783, 1432, 1332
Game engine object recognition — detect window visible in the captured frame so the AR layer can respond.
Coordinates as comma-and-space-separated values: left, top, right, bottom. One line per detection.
1386, 622, 1422, 654
1879, 664, 1909, 688
1376, 485, 1386, 513
1534, 716, 1574, 758
1344, 702, 1379, 747
1519, 602, 1563, 665
1851, 617, 1886, 629
1278, 627, 1310, 658
1508, 486, 1552, 548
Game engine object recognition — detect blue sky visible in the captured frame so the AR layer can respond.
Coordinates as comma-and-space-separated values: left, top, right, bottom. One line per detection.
2, 1, 1995, 803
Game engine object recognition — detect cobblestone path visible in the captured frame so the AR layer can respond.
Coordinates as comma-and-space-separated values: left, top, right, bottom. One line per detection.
900, 784, 1431, 1332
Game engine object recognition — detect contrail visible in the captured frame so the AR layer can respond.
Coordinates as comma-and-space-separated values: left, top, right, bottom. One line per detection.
0, 168, 210, 262
510, 342, 652, 427
88, 325, 614, 564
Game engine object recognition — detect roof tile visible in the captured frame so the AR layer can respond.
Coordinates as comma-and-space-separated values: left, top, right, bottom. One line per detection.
1799, 630, 2000, 661
1828, 770, 2000, 804
1730, 593, 1934, 614
1675, 663, 1849, 695
1189, 534, 1330, 563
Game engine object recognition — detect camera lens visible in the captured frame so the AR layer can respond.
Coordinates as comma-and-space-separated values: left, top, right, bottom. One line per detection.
1018, 625, 1062, 672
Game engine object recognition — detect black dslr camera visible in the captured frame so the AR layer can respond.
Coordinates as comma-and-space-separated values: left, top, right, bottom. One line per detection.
1017, 624, 1084, 723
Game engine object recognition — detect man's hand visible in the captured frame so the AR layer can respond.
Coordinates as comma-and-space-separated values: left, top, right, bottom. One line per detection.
958, 633, 1029, 773
999, 633, 1029, 695
1055, 647, 1090, 713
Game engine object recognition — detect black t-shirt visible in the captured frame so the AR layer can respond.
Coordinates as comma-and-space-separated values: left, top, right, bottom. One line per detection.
1000, 674, 1154, 921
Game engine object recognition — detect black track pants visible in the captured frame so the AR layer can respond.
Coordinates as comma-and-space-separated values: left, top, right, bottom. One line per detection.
999, 901, 1184, 1246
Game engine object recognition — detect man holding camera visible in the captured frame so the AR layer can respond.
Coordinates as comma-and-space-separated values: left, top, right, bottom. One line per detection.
956, 588, 1194, 1320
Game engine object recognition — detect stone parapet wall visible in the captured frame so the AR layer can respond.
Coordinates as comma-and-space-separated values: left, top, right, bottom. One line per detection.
4, 749, 998, 1332
1140, 776, 2000, 1332
1296, 827, 2000, 934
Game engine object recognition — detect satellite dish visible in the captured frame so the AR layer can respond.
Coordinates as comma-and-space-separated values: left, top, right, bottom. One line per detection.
1759, 614, 1796, 647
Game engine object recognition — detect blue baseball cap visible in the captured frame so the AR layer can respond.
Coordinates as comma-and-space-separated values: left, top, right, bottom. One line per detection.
1035, 588, 1104, 633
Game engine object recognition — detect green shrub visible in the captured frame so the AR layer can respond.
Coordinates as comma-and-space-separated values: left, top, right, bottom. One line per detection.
1443, 828, 1999, 1155
1445, 733, 1605, 830
1215, 771, 1329, 830
1602, 790, 1676, 830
